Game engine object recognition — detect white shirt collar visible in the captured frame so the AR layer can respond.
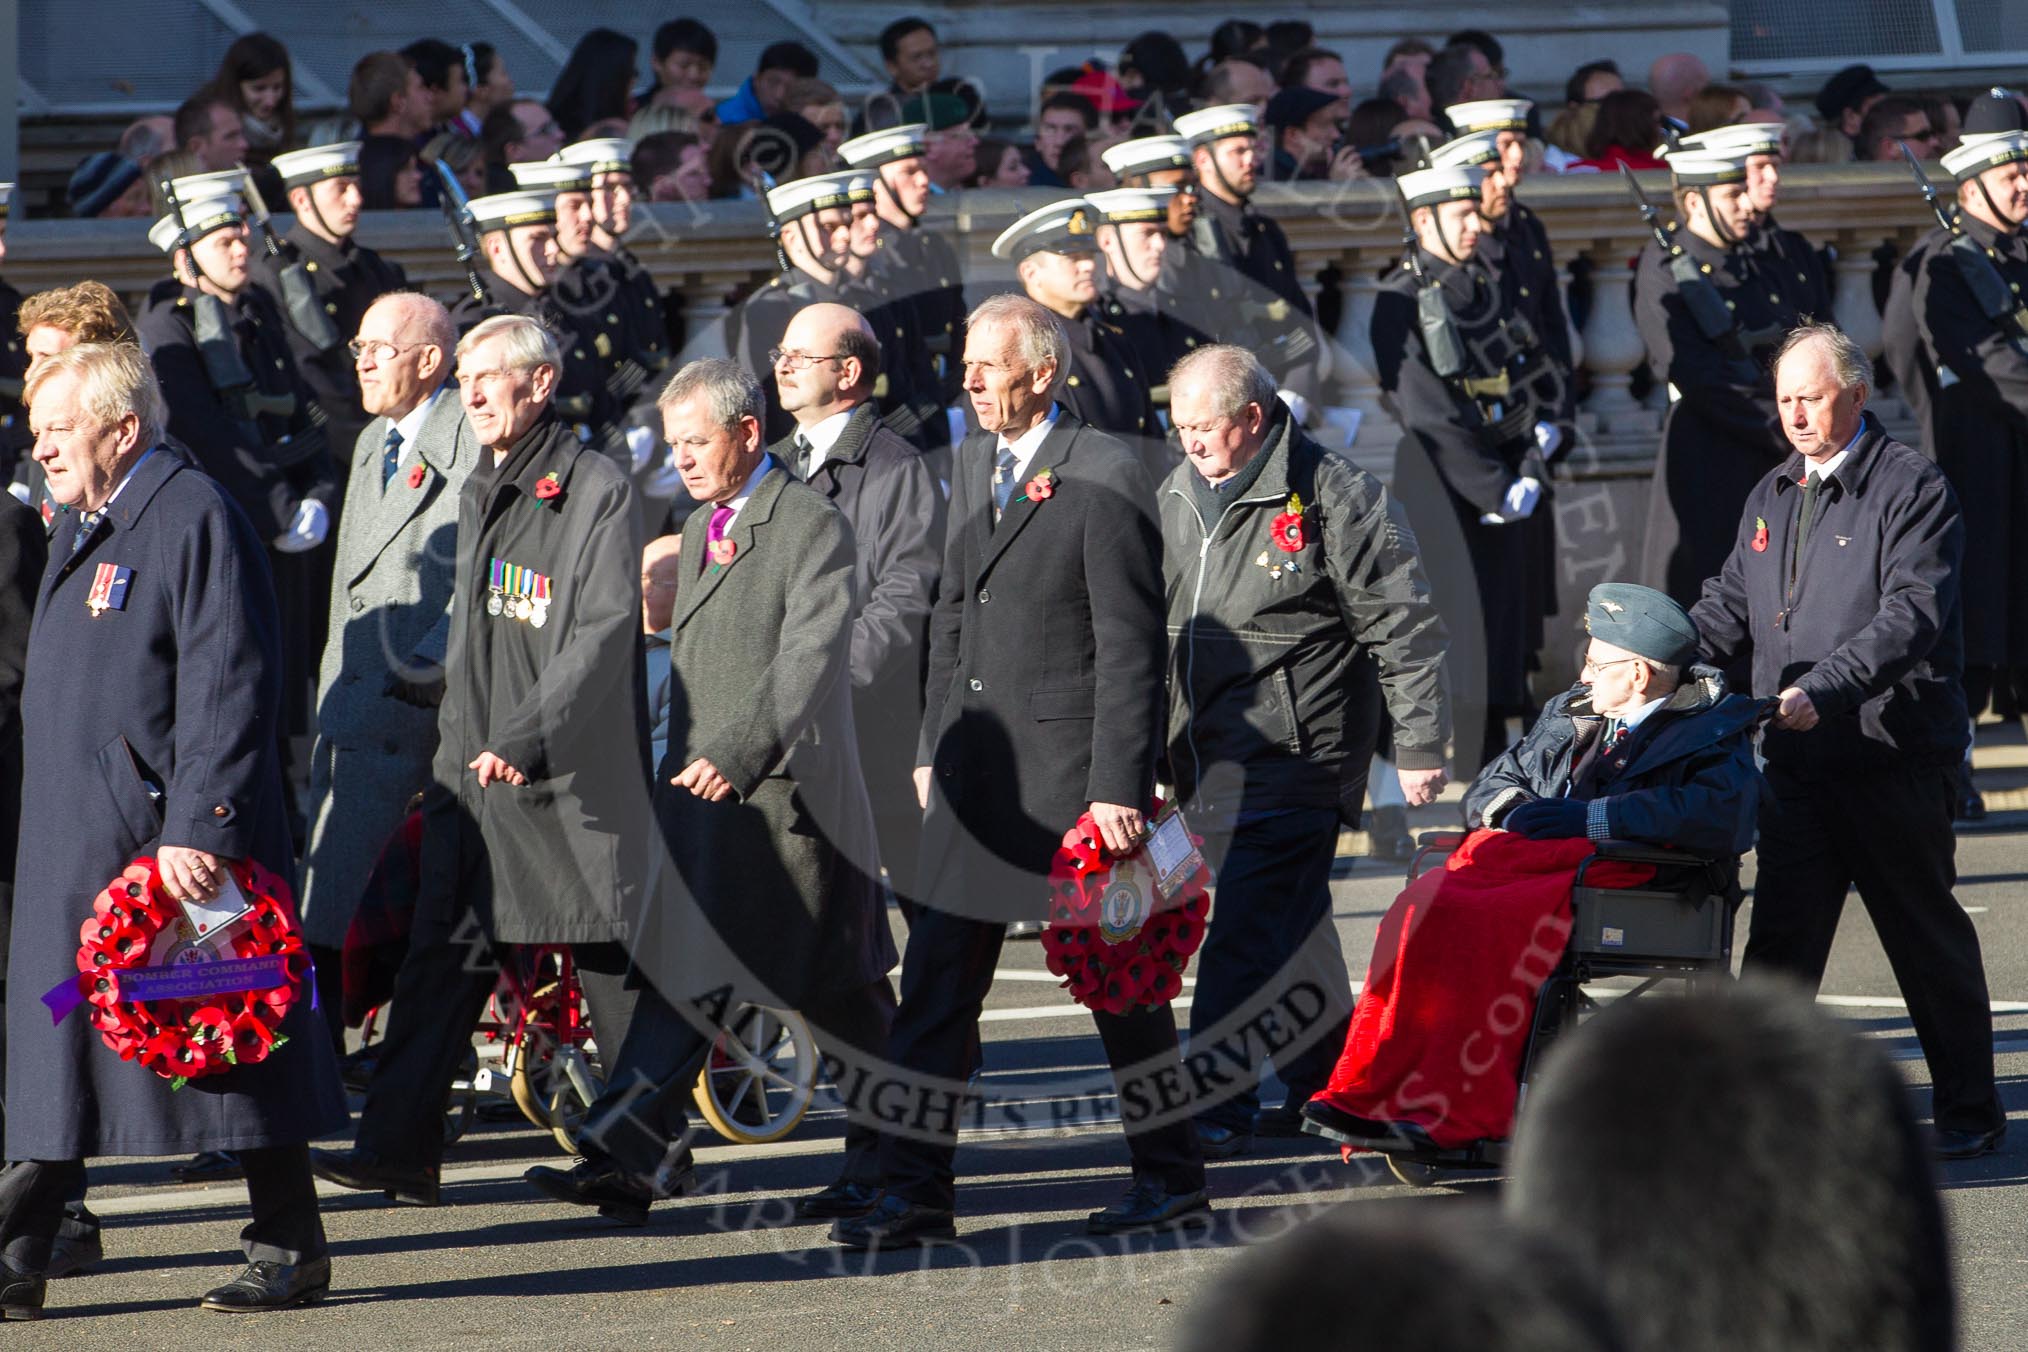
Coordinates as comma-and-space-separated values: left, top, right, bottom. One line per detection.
1806, 423, 1865, 482
995, 404, 1061, 482
718, 454, 776, 529
389, 386, 445, 458
1615, 693, 1669, 732
797, 407, 857, 473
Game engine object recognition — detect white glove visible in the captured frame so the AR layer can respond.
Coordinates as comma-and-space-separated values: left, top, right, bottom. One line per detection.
272, 498, 329, 554
624, 424, 658, 474
1534, 421, 1565, 460
1276, 388, 1313, 426
1480, 476, 1542, 525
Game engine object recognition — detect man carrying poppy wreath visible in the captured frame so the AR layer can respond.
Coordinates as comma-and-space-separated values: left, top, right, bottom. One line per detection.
1160, 345, 1451, 1159
1303, 582, 1764, 1149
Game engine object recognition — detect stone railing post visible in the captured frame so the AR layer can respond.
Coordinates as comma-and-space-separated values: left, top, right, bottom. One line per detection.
1830, 230, 1885, 358
1577, 239, 1647, 429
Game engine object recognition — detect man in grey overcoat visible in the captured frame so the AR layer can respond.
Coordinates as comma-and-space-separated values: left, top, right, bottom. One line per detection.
523, 358, 898, 1226
300, 293, 476, 1043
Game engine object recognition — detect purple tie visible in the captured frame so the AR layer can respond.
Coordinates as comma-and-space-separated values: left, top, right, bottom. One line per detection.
701, 503, 732, 574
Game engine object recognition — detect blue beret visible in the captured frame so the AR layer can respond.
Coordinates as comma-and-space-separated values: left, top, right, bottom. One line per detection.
69, 152, 144, 219
1585, 583, 1699, 668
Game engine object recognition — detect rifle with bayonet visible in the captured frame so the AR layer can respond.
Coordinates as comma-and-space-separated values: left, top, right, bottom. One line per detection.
1900, 140, 2028, 350
239, 165, 341, 353
162, 178, 298, 429
431, 160, 491, 307
1391, 176, 1525, 429
1619, 163, 1742, 348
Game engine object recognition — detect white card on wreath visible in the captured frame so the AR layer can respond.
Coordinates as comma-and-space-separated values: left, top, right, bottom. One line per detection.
1147, 809, 1206, 899
177, 870, 256, 941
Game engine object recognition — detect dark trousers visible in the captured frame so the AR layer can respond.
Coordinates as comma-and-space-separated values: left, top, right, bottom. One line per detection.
0, 1147, 321, 1274
878, 906, 1205, 1212
309, 942, 347, 1059
0, 984, 98, 1267
1747, 764, 2003, 1133
356, 934, 639, 1171
1188, 807, 1352, 1129
581, 975, 897, 1181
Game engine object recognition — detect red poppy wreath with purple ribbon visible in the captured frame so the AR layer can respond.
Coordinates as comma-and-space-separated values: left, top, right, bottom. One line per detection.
1041, 804, 1212, 1015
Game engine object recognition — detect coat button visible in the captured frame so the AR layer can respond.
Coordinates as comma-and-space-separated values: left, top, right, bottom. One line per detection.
977, 589, 990, 603
350, 597, 365, 612
212, 805, 228, 818
968, 678, 983, 691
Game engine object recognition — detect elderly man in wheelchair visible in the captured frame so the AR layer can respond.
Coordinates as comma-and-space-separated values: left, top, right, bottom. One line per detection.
1301, 583, 1764, 1165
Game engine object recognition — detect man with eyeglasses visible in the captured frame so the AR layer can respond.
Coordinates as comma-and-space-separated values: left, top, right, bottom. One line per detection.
1856, 96, 1936, 163
298, 293, 476, 1058
251, 141, 409, 464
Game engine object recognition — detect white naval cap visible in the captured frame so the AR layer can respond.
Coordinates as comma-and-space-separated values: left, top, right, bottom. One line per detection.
1425, 130, 1502, 170
167, 167, 249, 202
148, 190, 244, 254
1101, 135, 1192, 179
0, 182, 12, 219
509, 159, 594, 194
1444, 99, 1533, 134
839, 123, 928, 169
1173, 103, 1260, 147
842, 170, 878, 203
991, 197, 1098, 260
466, 189, 557, 232
766, 172, 858, 226
270, 141, 363, 187
1085, 186, 1177, 225
1397, 163, 1484, 210
1663, 144, 1750, 186
1943, 130, 2028, 181
555, 138, 633, 176
1677, 122, 1786, 158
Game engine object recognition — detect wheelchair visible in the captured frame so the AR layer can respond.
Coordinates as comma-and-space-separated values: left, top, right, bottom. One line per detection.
1303, 829, 1737, 1186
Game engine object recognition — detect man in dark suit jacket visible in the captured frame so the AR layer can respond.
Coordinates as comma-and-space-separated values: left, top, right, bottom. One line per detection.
524, 357, 898, 1225
832, 294, 1207, 1250
771, 301, 944, 933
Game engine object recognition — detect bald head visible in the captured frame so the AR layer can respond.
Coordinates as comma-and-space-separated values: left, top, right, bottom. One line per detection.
356, 290, 456, 419
776, 301, 882, 424
1648, 52, 1711, 119
642, 534, 685, 633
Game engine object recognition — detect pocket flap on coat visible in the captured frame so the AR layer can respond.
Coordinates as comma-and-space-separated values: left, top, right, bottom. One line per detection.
1029, 685, 1096, 721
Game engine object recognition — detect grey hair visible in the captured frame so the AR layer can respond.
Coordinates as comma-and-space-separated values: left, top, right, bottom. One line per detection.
1169, 343, 1277, 419
1775, 322, 1869, 391
657, 357, 764, 429
24, 341, 166, 448
966, 293, 1069, 395
369, 290, 457, 364
455, 313, 560, 374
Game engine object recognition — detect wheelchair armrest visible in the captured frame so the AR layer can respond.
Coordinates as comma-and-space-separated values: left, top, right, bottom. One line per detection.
1415, 830, 1469, 850
1586, 839, 1725, 868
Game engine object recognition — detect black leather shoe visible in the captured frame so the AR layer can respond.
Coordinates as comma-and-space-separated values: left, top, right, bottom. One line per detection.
310, 1147, 440, 1205
1932, 1122, 2007, 1160
828, 1191, 956, 1249
524, 1158, 655, 1226
0, 1267, 43, 1320
1194, 1120, 1252, 1160
1087, 1179, 1211, 1236
1253, 1090, 1326, 1139
173, 1150, 244, 1183
1006, 920, 1045, 939
45, 1216, 102, 1280
1300, 1098, 1391, 1145
795, 1180, 879, 1220
200, 1257, 330, 1311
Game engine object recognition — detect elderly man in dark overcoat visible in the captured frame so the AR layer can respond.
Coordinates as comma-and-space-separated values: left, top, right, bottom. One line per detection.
312, 314, 651, 1204
2, 342, 345, 1314
831, 294, 1207, 1251
523, 357, 898, 1226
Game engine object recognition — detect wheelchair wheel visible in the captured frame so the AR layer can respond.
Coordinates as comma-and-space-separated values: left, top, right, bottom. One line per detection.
510, 1042, 604, 1153
692, 1004, 818, 1145
1387, 1156, 1445, 1188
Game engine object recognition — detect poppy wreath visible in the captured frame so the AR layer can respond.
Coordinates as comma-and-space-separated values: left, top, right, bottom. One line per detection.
1039, 803, 1211, 1016
72, 856, 306, 1088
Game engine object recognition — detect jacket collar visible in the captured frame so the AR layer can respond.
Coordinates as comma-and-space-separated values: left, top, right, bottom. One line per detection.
491, 411, 581, 503
1773, 411, 1888, 499
48, 445, 184, 593
817, 401, 880, 469
674, 464, 790, 628
973, 411, 1081, 579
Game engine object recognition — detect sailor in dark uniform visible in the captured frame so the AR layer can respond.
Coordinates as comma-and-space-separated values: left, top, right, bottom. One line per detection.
1371, 161, 1552, 769
1169, 104, 1320, 407
1101, 134, 1202, 245
731, 173, 869, 445
1909, 98, 2028, 770
251, 141, 408, 462
841, 123, 965, 451
836, 169, 942, 452
1636, 142, 1818, 605
555, 138, 675, 384
0, 185, 25, 480
1680, 121, 1833, 319
993, 198, 1162, 462
1089, 184, 1210, 417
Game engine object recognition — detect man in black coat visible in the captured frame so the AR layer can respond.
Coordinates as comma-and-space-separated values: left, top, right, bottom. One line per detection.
831, 294, 1207, 1250
6, 342, 346, 1313
525, 357, 898, 1225
1161, 346, 1451, 1155
312, 313, 651, 1203
250, 141, 409, 462
770, 302, 943, 931
1691, 322, 2006, 1159
554, 139, 674, 397
1089, 186, 1212, 422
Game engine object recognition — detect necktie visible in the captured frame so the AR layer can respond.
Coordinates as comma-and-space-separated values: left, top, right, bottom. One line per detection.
70, 509, 102, 555
992, 446, 1018, 522
791, 433, 814, 480
1792, 472, 1824, 567
701, 503, 733, 575
382, 425, 404, 489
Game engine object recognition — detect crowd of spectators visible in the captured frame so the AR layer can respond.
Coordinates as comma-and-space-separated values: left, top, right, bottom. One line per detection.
47, 16, 1996, 224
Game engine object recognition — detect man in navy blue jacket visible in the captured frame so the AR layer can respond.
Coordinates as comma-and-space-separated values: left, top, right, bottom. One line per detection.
1692, 321, 2005, 1160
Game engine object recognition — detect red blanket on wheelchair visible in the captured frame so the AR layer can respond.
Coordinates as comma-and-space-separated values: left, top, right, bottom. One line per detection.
1311, 829, 1654, 1148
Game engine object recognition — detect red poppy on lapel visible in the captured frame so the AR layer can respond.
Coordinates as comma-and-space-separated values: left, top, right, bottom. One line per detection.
407, 463, 427, 490
534, 471, 562, 503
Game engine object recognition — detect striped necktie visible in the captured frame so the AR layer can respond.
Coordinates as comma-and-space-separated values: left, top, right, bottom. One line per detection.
992, 447, 1017, 522
382, 425, 404, 490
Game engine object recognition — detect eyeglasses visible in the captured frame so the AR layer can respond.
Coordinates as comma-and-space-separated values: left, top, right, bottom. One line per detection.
348, 339, 428, 365
768, 348, 847, 370
1580, 656, 1643, 678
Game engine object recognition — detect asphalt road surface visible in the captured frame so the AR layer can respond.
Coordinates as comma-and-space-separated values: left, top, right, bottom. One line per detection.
16, 731, 2028, 1350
